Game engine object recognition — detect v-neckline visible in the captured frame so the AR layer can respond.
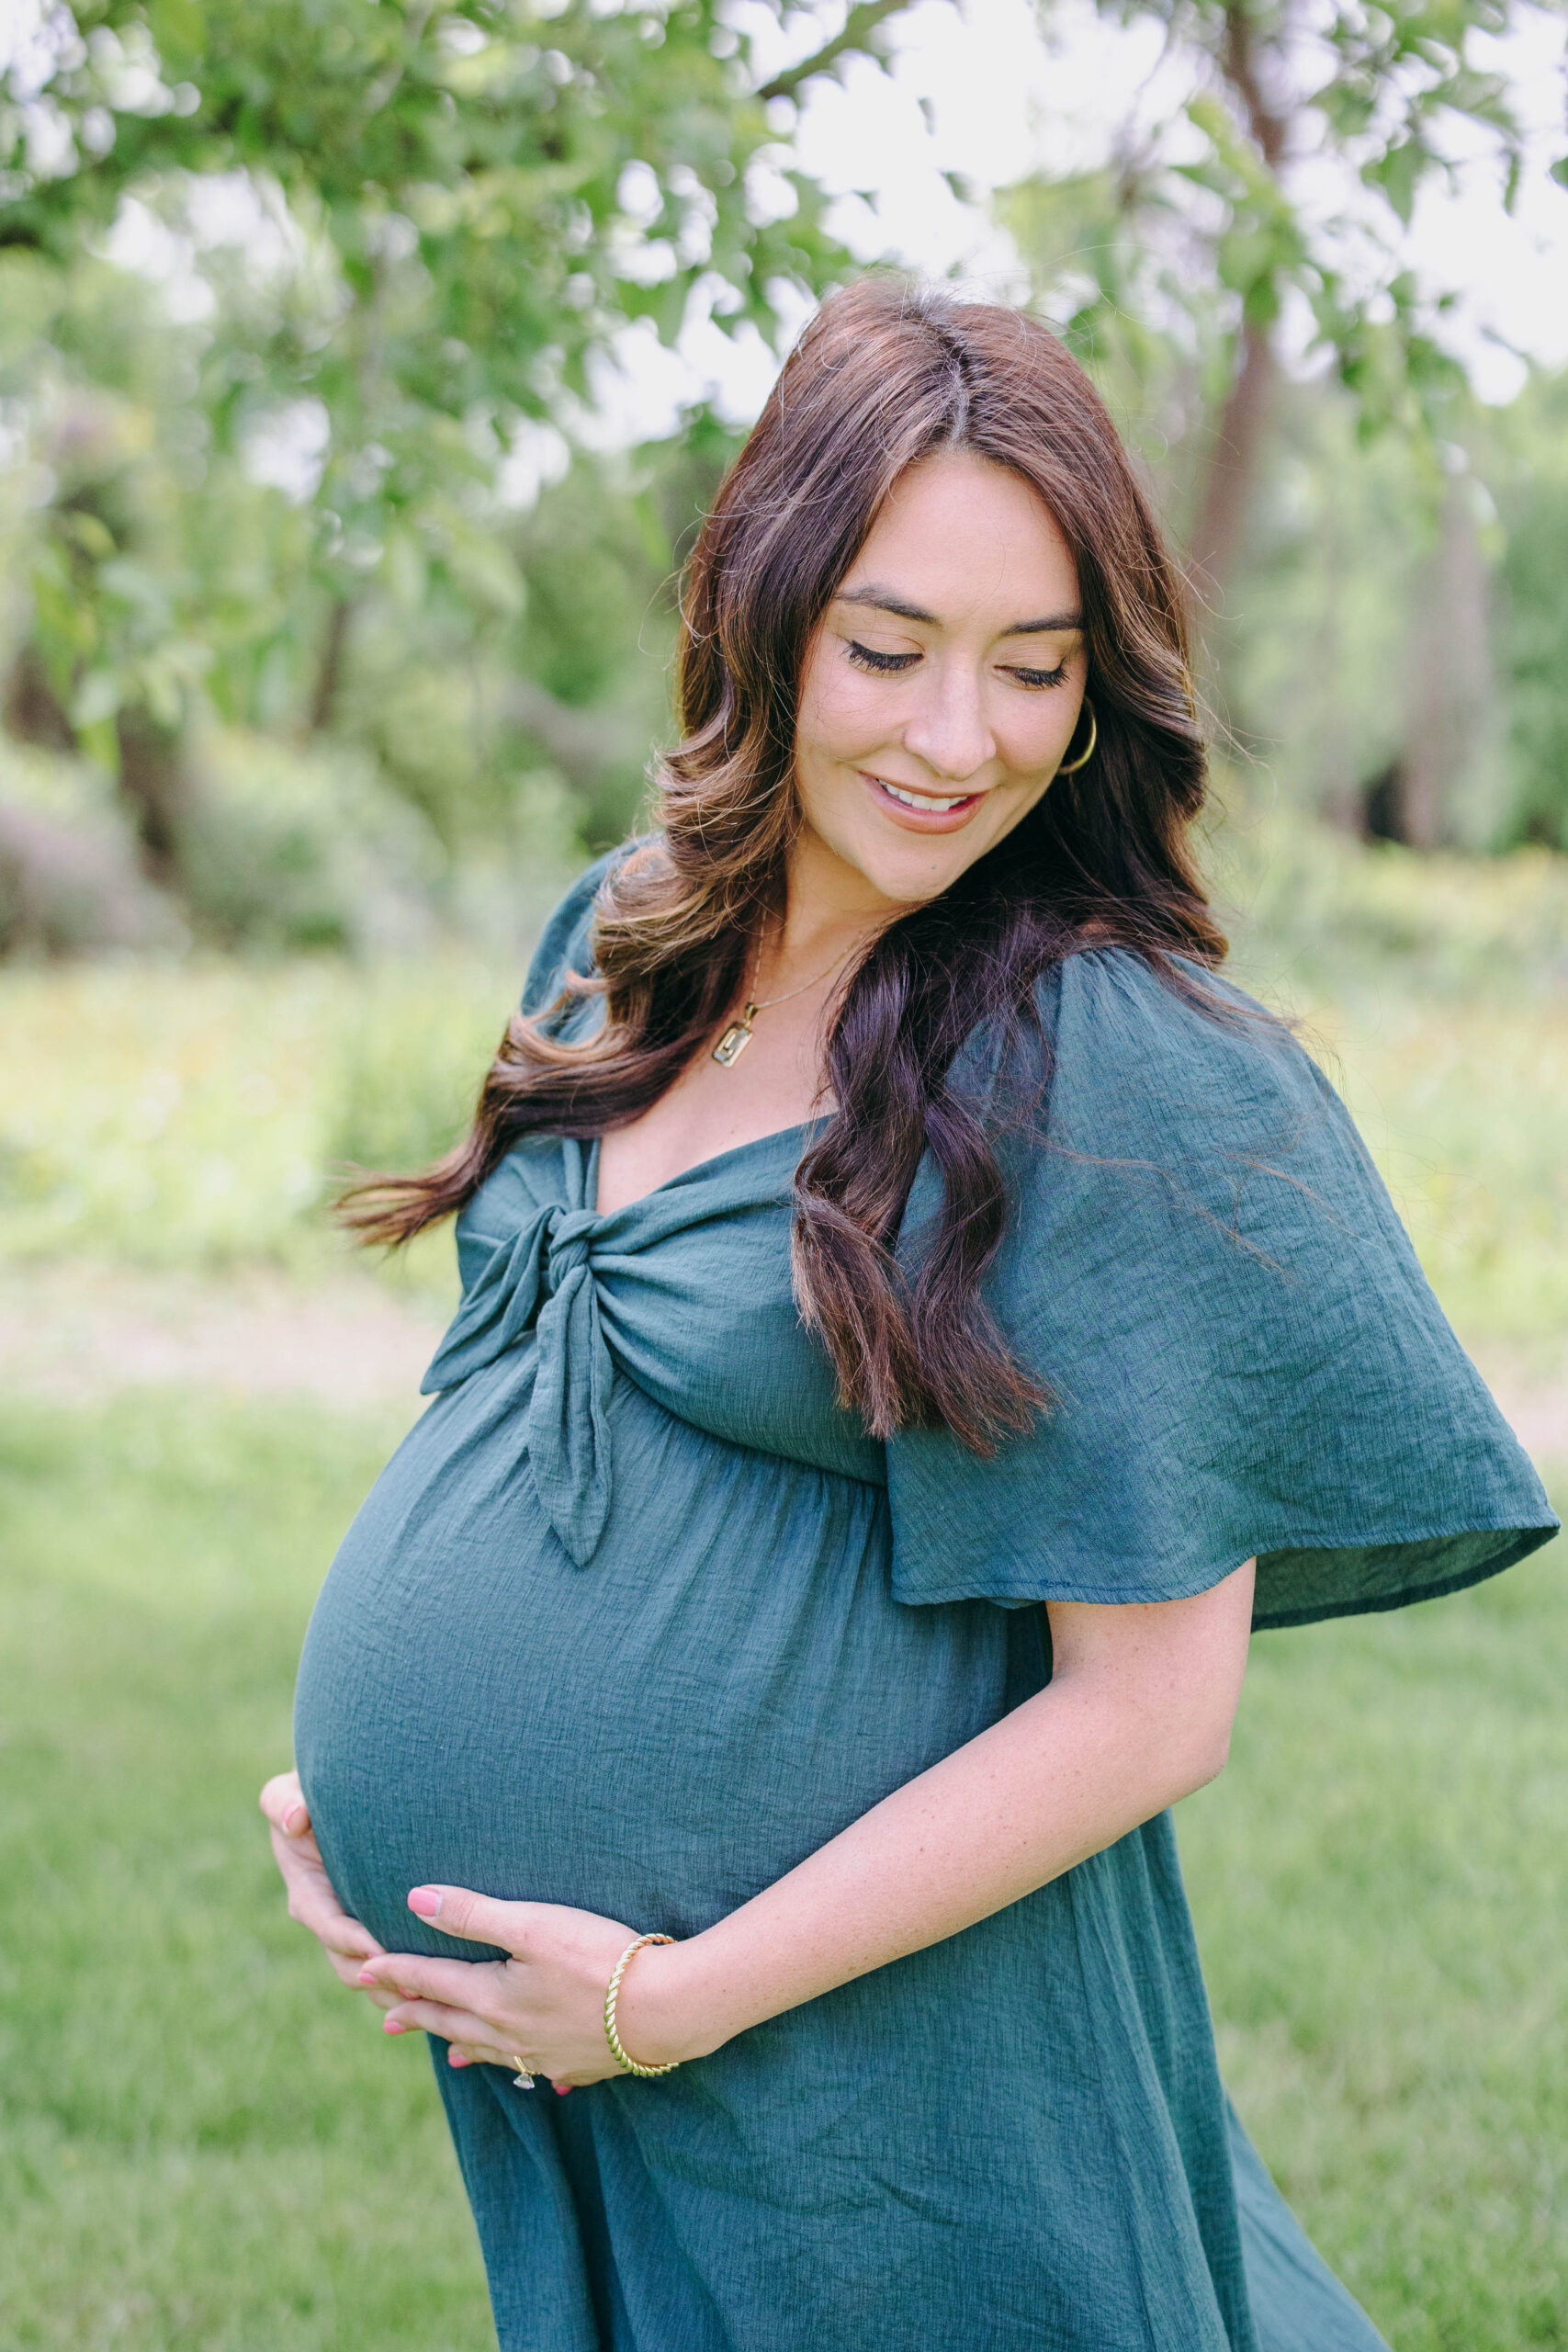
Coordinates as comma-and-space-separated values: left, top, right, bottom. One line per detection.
588, 1121, 813, 1218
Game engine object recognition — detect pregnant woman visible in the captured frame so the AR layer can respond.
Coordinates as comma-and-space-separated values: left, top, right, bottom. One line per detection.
263, 280, 1553, 2352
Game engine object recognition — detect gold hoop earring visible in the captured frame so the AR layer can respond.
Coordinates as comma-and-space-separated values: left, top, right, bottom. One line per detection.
1056, 700, 1097, 775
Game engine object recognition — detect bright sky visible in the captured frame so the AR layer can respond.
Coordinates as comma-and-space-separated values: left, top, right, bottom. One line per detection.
592, 0, 1568, 435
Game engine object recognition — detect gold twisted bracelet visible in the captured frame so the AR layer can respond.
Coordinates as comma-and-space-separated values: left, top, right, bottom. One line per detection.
603, 1932, 681, 2079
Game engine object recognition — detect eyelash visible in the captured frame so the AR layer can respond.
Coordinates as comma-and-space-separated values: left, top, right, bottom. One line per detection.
845, 641, 918, 674
845, 641, 1067, 690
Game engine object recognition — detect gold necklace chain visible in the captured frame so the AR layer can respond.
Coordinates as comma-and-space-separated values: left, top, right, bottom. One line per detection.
748, 939, 856, 1012
711, 934, 857, 1069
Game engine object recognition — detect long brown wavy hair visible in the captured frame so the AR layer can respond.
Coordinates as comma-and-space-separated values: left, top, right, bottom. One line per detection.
344, 277, 1224, 1452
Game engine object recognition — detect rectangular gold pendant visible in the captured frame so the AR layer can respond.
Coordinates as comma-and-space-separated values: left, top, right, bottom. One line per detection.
711, 1020, 754, 1068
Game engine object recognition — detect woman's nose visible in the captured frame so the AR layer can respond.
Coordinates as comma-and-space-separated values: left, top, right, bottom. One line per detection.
899, 663, 994, 783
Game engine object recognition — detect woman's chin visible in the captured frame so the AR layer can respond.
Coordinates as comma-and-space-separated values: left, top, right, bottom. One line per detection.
852, 847, 975, 908
798, 822, 965, 910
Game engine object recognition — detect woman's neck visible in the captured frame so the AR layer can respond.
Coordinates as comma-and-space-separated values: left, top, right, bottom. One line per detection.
773, 826, 903, 976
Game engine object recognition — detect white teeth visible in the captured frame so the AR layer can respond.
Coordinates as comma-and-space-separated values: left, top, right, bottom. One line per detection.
876, 779, 971, 813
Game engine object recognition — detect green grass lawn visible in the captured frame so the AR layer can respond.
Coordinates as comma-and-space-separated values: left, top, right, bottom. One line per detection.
0, 1383, 1561, 2349
1182, 1534, 1567, 2350
0, 1393, 495, 2352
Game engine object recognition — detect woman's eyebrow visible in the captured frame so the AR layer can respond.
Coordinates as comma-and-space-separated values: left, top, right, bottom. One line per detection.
835, 587, 936, 624
999, 611, 1082, 638
834, 586, 1082, 635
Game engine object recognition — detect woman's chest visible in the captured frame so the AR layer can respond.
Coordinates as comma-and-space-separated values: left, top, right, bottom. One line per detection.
443, 1133, 884, 1487
593, 1025, 829, 1216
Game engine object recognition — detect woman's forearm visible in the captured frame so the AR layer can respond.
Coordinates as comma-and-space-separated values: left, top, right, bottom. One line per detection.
620, 1561, 1256, 2066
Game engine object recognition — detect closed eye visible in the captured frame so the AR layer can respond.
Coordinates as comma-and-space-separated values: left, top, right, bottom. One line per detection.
846, 640, 919, 674
846, 642, 1069, 688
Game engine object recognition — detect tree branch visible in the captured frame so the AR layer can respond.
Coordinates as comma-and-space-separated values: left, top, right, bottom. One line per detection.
1220, 1, 1288, 170
758, 0, 914, 104
499, 677, 645, 791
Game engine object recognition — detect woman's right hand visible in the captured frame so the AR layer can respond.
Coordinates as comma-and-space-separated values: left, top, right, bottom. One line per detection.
259, 1770, 393, 2002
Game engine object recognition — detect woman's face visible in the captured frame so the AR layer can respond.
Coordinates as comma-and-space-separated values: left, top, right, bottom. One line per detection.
793, 449, 1088, 911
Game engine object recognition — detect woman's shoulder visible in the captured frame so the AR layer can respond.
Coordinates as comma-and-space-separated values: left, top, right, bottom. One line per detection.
1037, 942, 1328, 1142
520, 838, 649, 1013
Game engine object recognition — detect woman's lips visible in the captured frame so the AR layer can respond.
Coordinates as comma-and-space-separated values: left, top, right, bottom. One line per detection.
860, 771, 984, 832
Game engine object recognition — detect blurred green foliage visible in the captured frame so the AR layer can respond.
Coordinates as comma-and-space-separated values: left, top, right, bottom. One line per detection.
1, 0, 1565, 956
0, 950, 519, 1274
0, 0, 862, 941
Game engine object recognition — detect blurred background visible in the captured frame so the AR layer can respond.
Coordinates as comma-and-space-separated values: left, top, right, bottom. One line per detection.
1, 1, 1564, 2346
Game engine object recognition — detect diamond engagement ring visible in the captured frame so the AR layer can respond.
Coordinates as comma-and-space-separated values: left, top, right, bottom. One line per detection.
510, 2055, 536, 2090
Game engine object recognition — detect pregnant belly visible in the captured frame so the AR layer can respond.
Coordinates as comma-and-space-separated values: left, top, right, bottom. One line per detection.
294, 1373, 1029, 1962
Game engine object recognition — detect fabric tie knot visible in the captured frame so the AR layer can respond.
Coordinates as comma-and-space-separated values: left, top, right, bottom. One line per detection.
421, 1196, 614, 1569
544, 1209, 597, 1293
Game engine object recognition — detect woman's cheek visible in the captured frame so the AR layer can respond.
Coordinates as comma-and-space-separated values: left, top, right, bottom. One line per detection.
802, 670, 884, 768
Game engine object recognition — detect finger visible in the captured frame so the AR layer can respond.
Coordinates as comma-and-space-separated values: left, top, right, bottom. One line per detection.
328, 1951, 396, 1996
446, 2038, 513, 2071
355, 1978, 402, 2010
280, 1862, 383, 1960
358, 1952, 501, 2007
404, 1884, 535, 1951
382, 1996, 497, 2045
316, 1909, 384, 1962
260, 1771, 311, 1838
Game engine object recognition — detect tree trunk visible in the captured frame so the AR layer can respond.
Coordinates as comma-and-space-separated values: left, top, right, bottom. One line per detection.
3, 641, 78, 752
308, 595, 356, 735
1188, 1, 1290, 619
1189, 317, 1278, 610
1397, 476, 1492, 849
116, 706, 192, 890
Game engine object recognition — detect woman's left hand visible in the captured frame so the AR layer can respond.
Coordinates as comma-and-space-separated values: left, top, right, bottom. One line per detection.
356, 1885, 700, 2090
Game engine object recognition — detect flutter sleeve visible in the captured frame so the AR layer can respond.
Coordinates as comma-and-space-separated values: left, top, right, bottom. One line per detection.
518, 847, 621, 1016
886, 946, 1557, 1629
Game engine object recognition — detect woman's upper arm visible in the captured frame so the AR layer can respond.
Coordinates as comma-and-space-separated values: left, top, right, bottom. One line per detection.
1043, 1557, 1257, 1789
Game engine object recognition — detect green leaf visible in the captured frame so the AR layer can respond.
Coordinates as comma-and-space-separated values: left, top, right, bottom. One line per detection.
1367, 138, 1425, 227
381, 525, 429, 614
58, 511, 118, 562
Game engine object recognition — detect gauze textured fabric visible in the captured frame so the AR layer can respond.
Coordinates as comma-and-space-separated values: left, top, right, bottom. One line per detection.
293, 852, 1554, 2352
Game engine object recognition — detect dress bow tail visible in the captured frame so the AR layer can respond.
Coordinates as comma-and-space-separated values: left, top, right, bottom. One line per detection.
525, 1265, 615, 1566
419, 1208, 555, 1396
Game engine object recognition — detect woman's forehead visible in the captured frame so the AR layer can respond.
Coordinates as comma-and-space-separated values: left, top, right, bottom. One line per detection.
840, 456, 1080, 628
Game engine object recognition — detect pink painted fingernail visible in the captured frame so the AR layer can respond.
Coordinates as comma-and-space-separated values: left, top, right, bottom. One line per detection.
384, 2018, 405, 2035
357, 1969, 378, 1986
408, 1887, 442, 1918
449, 2052, 470, 2068
553, 2085, 571, 2097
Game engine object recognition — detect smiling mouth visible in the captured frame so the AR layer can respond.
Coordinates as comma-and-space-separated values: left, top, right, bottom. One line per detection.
862, 772, 984, 828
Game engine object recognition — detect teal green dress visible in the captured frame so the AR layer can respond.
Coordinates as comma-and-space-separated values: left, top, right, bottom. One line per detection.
294, 854, 1555, 2352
